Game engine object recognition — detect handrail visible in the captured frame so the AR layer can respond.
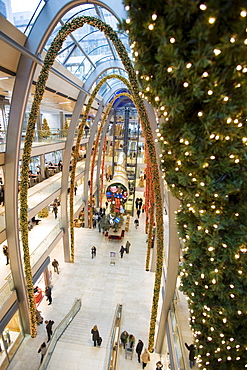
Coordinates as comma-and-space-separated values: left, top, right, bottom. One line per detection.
39, 298, 82, 370
105, 303, 123, 370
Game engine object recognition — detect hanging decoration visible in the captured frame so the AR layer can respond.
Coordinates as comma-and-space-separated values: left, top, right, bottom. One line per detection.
99, 138, 107, 208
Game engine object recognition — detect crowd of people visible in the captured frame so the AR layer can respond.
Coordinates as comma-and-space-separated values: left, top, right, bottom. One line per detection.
119, 330, 163, 369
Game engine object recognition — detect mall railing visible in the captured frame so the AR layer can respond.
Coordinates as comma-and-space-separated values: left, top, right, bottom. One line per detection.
39, 298, 82, 370
20, 129, 88, 147
0, 278, 13, 310
104, 303, 122, 370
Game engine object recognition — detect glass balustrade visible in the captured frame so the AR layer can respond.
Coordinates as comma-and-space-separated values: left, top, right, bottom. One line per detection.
0, 279, 13, 310
28, 222, 63, 268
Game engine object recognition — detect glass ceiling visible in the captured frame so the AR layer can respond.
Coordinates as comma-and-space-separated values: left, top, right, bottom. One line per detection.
44, 4, 131, 96
10, 2, 131, 99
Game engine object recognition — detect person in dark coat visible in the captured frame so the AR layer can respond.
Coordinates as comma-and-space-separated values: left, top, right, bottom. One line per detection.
134, 219, 139, 228
156, 360, 163, 369
52, 259, 59, 274
125, 240, 131, 254
120, 330, 129, 349
91, 246, 96, 259
138, 198, 143, 210
135, 197, 139, 210
3, 245, 9, 265
119, 245, 125, 258
137, 209, 141, 218
53, 205, 58, 219
136, 339, 144, 363
45, 320, 54, 342
185, 343, 196, 368
91, 325, 100, 347
45, 286, 52, 305
38, 342, 47, 364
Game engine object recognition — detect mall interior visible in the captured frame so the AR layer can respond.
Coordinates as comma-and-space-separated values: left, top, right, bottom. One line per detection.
0, 1, 198, 369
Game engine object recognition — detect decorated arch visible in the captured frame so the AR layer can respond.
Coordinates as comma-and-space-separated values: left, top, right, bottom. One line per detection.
20, 16, 164, 351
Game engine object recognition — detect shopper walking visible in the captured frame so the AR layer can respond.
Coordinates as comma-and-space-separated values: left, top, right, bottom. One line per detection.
128, 334, 135, 348
91, 325, 100, 347
125, 240, 131, 254
134, 219, 139, 229
3, 245, 9, 265
52, 259, 59, 274
185, 343, 196, 368
120, 330, 129, 349
136, 339, 144, 363
45, 286, 52, 305
156, 360, 163, 369
45, 320, 54, 342
141, 348, 150, 369
138, 198, 143, 210
53, 205, 58, 219
135, 197, 139, 210
91, 246, 96, 259
119, 245, 125, 258
38, 342, 47, 364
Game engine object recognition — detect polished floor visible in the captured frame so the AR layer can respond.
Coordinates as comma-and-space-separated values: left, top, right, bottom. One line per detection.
6, 209, 174, 370
1, 180, 196, 370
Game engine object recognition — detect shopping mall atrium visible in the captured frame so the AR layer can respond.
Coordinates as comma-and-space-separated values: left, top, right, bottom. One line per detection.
0, 0, 246, 369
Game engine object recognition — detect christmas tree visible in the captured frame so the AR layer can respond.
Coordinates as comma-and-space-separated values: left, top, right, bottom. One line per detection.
62, 119, 69, 137
123, 1, 247, 368
38, 207, 49, 218
40, 118, 51, 138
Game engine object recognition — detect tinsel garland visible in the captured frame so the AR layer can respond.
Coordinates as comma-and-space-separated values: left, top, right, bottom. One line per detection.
99, 138, 107, 208
145, 146, 151, 234
71, 73, 132, 241
89, 92, 133, 227
146, 184, 155, 271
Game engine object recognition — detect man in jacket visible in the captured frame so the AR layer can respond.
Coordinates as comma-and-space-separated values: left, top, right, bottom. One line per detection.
185, 343, 196, 368
120, 330, 129, 349
52, 259, 59, 274
45, 320, 54, 342
45, 286, 52, 305
136, 339, 144, 363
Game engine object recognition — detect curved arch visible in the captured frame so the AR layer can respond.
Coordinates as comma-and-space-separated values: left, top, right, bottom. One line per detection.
20, 17, 163, 352
88, 92, 132, 227
69, 73, 132, 260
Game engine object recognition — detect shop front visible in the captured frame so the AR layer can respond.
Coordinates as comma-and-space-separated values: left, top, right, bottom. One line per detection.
0, 308, 23, 370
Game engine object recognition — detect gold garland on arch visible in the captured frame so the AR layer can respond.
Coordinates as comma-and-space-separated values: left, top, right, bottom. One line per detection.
146, 180, 155, 271
20, 16, 163, 348
99, 138, 107, 208
89, 92, 133, 228
70, 74, 132, 254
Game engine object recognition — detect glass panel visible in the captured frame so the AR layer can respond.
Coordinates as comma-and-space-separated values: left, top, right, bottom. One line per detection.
39, 299, 81, 369
11, 0, 47, 35
61, 4, 97, 23
0, 280, 13, 310
42, 5, 131, 82
101, 8, 119, 31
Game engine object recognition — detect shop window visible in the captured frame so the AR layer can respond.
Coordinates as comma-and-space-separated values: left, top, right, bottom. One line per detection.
0, 310, 23, 369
